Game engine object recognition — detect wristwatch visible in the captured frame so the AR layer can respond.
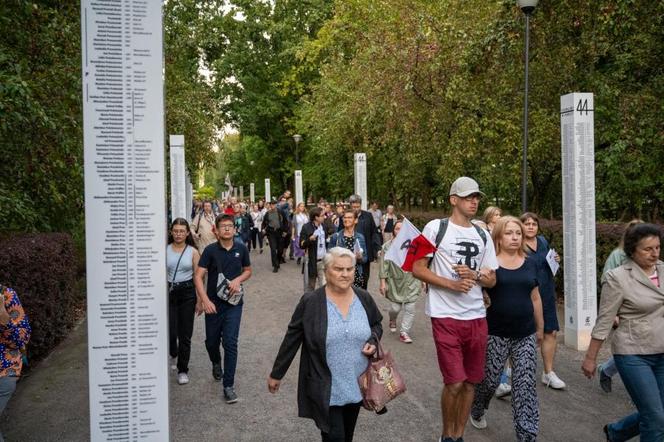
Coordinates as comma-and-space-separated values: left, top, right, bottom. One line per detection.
475, 270, 482, 282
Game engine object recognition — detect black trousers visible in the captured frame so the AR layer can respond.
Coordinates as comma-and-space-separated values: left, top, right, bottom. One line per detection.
250, 228, 263, 250
267, 230, 283, 268
321, 402, 362, 442
168, 283, 196, 373
360, 262, 371, 290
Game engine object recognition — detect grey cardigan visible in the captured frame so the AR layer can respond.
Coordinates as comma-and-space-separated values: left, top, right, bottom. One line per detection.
270, 286, 383, 433
592, 259, 664, 355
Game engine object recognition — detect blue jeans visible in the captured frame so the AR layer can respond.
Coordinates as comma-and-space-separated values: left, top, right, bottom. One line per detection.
205, 302, 243, 388
0, 376, 17, 442
608, 354, 664, 442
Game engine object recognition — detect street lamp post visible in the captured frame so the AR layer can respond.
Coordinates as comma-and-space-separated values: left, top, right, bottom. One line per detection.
517, 0, 538, 213
293, 134, 302, 167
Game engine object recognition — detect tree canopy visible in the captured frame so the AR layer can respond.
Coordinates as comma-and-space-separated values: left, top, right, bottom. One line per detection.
1, 0, 662, 235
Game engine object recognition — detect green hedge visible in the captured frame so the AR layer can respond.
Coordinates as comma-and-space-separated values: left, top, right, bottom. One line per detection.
0, 233, 84, 364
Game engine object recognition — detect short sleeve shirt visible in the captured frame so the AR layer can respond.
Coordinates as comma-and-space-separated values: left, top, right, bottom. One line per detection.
199, 240, 250, 303
422, 219, 499, 320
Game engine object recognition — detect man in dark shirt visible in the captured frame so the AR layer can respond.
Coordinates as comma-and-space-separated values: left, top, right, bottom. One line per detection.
345, 194, 382, 289
261, 200, 287, 272
194, 214, 252, 404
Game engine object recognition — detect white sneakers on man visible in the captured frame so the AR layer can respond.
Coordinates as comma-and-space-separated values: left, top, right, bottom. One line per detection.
542, 371, 566, 389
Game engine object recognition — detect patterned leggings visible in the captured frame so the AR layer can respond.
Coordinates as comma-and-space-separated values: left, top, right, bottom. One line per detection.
471, 334, 539, 442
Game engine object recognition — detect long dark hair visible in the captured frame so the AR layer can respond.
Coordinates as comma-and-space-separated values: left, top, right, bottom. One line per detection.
168, 218, 195, 246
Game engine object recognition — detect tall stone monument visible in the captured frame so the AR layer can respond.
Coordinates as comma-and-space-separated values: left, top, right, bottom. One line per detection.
169, 135, 186, 220
265, 178, 271, 202
560, 92, 597, 351
295, 170, 303, 206
354, 153, 368, 210
250, 183, 255, 203
82, 0, 169, 440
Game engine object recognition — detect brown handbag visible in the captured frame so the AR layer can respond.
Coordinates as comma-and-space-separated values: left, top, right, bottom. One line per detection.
357, 339, 406, 412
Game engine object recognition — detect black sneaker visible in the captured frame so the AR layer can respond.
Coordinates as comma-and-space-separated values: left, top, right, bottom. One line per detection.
272, 267, 278, 273
224, 386, 238, 404
212, 363, 222, 381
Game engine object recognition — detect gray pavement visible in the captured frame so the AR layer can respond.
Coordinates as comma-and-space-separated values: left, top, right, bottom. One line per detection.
1, 248, 634, 441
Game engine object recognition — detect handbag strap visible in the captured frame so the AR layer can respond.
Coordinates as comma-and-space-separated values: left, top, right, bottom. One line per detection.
171, 245, 187, 284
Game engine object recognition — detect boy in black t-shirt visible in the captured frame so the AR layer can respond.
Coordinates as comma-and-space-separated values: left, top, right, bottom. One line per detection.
194, 214, 251, 404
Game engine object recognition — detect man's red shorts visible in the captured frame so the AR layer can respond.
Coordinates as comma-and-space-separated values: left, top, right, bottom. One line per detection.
431, 317, 488, 385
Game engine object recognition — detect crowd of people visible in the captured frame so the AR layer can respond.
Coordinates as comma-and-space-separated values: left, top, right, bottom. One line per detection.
165, 177, 663, 442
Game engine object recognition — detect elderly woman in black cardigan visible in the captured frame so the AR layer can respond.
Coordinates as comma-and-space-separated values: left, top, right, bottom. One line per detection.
268, 247, 383, 442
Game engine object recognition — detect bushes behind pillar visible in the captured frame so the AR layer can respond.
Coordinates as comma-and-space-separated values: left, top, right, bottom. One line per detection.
0, 233, 83, 364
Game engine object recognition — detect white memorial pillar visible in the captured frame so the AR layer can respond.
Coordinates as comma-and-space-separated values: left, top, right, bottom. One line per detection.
265, 178, 271, 202
82, 0, 169, 440
295, 170, 303, 205
354, 153, 368, 210
169, 135, 186, 220
561, 92, 597, 351
250, 183, 255, 203
185, 174, 193, 220
239, 185, 244, 200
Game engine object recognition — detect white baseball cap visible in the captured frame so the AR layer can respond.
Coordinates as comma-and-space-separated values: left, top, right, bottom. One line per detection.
449, 177, 486, 197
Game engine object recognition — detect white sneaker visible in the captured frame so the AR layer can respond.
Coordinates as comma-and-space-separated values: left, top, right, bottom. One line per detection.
470, 414, 487, 429
542, 371, 566, 389
495, 383, 512, 398
169, 357, 177, 371
177, 372, 189, 385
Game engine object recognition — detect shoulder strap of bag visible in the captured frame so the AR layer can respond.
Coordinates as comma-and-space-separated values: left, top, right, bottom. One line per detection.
171, 245, 187, 284
435, 217, 486, 248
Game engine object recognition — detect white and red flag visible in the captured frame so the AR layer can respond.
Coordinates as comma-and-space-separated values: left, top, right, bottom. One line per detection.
384, 218, 437, 272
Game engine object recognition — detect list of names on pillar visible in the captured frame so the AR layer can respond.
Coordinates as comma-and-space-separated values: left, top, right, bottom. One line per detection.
560, 92, 597, 349
82, 0, 168, 440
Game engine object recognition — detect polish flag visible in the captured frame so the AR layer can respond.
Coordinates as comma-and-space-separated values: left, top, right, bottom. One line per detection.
385, 218, 437, 272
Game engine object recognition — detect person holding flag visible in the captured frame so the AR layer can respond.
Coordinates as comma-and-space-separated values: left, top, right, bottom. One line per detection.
380, 218, 424, 343
411, 176, 498, 442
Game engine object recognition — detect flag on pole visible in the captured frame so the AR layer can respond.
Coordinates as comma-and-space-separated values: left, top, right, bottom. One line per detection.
384, 218, 437, 272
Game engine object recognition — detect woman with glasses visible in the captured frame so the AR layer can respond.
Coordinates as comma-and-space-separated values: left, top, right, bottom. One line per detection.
328, 210, 368, 288
167, 218, 200, 385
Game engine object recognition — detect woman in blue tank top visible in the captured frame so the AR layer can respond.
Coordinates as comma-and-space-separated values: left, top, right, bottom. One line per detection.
167, 218, 200, 385
470, 216, 544, 441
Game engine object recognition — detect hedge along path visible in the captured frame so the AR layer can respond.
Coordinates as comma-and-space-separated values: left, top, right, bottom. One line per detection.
0, 233, 84, 365
2, 245, 634, 441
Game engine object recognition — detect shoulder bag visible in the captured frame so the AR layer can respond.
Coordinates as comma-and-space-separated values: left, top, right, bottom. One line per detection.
358, 337, 406, 412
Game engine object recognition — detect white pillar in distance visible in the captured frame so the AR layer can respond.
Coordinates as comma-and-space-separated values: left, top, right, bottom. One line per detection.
295, 170, 303, 206
354, 153, 368, 210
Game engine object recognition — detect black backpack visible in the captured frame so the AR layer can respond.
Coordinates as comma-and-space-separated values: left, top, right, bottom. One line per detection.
434, 218, 487, 248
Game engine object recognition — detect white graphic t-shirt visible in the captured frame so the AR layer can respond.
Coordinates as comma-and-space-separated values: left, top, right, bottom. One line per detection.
422, 219, 499, 320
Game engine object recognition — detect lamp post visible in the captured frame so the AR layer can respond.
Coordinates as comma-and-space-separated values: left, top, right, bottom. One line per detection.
517, 0, 538, 213
293, 134, 302, 167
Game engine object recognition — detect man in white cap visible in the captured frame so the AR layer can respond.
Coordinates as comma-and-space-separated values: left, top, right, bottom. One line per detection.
412, 176, 498, 442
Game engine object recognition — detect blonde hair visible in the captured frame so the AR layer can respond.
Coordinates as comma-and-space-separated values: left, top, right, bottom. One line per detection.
483, 206, 502, 225
491, 216, 527, 256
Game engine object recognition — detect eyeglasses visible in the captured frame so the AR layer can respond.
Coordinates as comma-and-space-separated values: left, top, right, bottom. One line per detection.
459, 194, 482, 202
218, 225, 235, 230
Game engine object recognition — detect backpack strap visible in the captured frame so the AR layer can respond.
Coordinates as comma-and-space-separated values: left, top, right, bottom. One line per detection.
435, 218, 449, 248
435, 217, 487, 248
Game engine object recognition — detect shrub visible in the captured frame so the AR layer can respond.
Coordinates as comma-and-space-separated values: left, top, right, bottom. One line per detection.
0, 233, 83, 364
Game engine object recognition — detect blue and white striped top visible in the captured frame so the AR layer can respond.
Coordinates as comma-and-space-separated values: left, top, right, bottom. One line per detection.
326, 295, 371, 406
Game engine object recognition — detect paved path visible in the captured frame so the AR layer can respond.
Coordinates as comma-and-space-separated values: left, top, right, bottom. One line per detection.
1, 248, 634, 441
